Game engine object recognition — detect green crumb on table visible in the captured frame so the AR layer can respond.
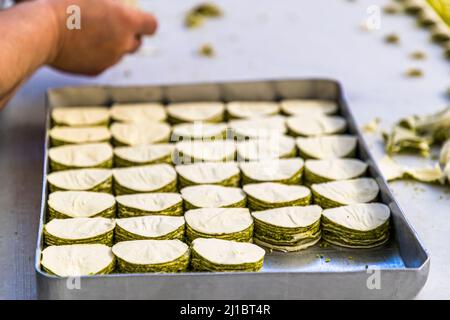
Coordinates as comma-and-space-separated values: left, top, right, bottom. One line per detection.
362, 117, 381, 134
325, 258, 331, 263
348, 256, 353, 260
185, 13, 203, 28
431, 24, 450, 43
404, 2, 423, 15
192, 3, 222, 16
417, 9, 439, 28
406, 68, 423, 77
445, 42, 450, 59
410, 51, 426, 60
383, 3, 401, 14
385, 33, 400, 44
198, 43, 215, 57
185, 3, 223, 28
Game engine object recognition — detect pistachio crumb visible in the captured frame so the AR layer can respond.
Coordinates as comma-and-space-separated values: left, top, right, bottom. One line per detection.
325, 258, 331, 263
362, 117, 381, 134
385, 33, 400, 44
198, 43, 215, 57
406, 68, 424, 78
383, 3, 401, 14
404, 2, 424, 15
410, 51, 426, 60
185, 14, 204, 28
444, 42, 450, 60
185, 3, 223, 29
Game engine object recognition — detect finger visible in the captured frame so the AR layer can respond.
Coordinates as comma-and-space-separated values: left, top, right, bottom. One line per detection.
127, 9, 158, 35
126, 35, 142, 54
138, 12, 158, 35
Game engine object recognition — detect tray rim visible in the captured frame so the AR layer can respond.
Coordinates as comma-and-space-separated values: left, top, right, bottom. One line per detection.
34, 77, 431, 282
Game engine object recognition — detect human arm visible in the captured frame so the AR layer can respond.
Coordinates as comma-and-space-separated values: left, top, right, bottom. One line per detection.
0, 0, 157, 108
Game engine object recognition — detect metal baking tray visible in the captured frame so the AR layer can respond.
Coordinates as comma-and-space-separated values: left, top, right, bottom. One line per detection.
35, 79, 430, 299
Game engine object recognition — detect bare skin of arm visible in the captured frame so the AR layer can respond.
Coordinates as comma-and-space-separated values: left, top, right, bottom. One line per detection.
0, 0, 157, 108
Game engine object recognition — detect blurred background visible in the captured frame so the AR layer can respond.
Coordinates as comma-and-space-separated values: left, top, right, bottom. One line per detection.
428, 0, 450, 24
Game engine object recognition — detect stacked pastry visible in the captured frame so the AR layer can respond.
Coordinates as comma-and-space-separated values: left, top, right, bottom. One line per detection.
41, 98, 394, 277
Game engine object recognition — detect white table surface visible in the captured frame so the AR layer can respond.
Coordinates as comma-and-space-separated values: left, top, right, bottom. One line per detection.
0, 0, 449, 299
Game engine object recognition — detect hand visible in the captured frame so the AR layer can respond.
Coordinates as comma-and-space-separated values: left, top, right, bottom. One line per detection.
44, 0, 157, 75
